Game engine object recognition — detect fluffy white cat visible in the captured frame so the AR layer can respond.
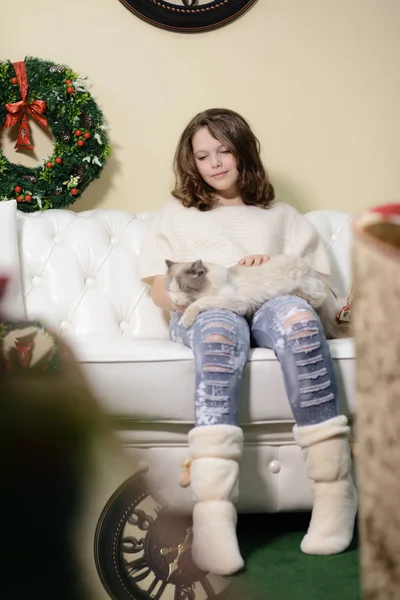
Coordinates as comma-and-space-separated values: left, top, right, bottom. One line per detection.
164, 256, 347, 338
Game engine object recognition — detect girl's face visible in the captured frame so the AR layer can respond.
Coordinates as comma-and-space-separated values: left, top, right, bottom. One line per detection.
192, 127, 239, 198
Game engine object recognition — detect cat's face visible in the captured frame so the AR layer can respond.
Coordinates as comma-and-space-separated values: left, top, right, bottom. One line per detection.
165, 259, 210, 306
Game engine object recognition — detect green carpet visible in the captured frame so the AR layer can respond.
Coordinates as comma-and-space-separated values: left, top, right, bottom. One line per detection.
233, 513, 361, 600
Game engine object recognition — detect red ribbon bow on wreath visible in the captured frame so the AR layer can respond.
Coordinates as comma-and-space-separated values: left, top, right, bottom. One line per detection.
3, 61, 48, 151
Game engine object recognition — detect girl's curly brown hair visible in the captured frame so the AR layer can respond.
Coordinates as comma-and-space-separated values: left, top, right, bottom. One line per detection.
171, 108, 275, 211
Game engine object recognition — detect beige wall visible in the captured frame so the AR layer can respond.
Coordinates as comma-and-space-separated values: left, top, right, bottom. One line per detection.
1, 0, 399, 214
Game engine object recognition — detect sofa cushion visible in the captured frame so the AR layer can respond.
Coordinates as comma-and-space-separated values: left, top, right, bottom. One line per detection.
67, 335, 355, 424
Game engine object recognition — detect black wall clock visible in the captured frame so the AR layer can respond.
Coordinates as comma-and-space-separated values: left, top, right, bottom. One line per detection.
118, 1, 258, 32
94, 470, 260, 600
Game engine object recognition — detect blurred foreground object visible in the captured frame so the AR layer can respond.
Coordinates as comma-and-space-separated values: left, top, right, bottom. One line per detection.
353, 203, 400, 599
0, 318, 127, 600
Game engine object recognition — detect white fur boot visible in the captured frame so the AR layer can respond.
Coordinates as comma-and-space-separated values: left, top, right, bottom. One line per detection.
181, 425, 244, 575
293, 415, 358, 555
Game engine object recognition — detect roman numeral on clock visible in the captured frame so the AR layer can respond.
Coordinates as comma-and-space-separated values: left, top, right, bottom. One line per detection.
124, 555, 151, 582
147, 576, 169, 599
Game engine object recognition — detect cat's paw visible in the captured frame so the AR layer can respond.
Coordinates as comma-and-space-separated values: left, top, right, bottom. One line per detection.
181, 306, 199, 328
308, 295, 328, 309
308, 286, 330, 308
301, 277, 330, 309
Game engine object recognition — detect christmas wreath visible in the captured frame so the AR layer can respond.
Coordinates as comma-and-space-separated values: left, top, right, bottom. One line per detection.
0, 57, 111, 212
0, 320, 58, 372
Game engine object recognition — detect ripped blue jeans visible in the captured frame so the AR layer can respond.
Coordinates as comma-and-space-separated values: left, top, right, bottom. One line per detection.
169, 295, 339, 427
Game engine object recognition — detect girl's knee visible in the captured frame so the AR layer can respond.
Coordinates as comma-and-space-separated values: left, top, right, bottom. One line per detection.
192, 310, 250, 371
193, 309, 249, 346
203, 333, 233, 344
280, 306, 320, 333
278, 309, 324, 356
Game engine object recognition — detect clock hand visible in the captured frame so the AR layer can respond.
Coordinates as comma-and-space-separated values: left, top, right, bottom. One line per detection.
161, 527, 193, 581
176, 528, 192, 557
167, 560, 179, 580
160, 527, 193, 557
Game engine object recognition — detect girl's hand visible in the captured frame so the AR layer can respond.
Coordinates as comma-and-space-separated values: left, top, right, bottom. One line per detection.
237, 254, 270, 267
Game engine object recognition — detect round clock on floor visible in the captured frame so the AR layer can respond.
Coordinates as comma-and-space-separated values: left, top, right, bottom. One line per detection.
95, 470, 245, 599
118, 0, 258, 32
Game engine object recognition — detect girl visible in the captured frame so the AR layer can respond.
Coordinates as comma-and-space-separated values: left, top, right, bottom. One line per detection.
139, 108, 357, 576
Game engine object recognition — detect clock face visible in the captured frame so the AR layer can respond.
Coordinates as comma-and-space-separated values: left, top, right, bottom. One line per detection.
95, 471, 242, 600
118, 0, 258, 32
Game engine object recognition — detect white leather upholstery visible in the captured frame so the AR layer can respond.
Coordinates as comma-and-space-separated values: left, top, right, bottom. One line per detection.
16, 206, 355, 513
16, 209, 169, 339
0, 200, 25, 320
305, 209, 354, 298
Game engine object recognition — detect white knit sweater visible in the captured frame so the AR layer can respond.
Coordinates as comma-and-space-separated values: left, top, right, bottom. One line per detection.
139, 197, 330, 284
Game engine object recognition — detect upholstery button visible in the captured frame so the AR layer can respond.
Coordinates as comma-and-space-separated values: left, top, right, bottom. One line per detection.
32, 276, 41, 285
331, 234, 338, 241
269, 460, 281, 474
85, 277, 95, 287
60, 320, 70, 330
120, 321, 128, 330
53, 236, 61, 243
110, 237, 116, 244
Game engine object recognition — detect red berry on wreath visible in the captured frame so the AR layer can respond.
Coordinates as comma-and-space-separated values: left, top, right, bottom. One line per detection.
16, 196, 23, 203
65, 79, 72, 85
83, 132, 91, 139
70, 188, 79, 196
11, 77, 18, 84
67, 86, 75, 94
77, 139, 85, 147
75, 129, 82, 137
14, 185, 22, 193
24, 195, 32, 202
55, 157, 63, 165
46, 161, 53, 168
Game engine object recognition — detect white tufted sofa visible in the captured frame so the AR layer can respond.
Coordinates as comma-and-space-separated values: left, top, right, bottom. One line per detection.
14, 206, 355, 514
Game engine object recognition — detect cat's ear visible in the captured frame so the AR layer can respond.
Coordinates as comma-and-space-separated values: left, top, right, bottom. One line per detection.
165, 259, 175, 270
190, 259, 206, 276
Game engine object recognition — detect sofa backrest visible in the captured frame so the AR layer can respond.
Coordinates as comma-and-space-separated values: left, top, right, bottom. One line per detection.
16, 207, 353, 339
305, 209, 353, 299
